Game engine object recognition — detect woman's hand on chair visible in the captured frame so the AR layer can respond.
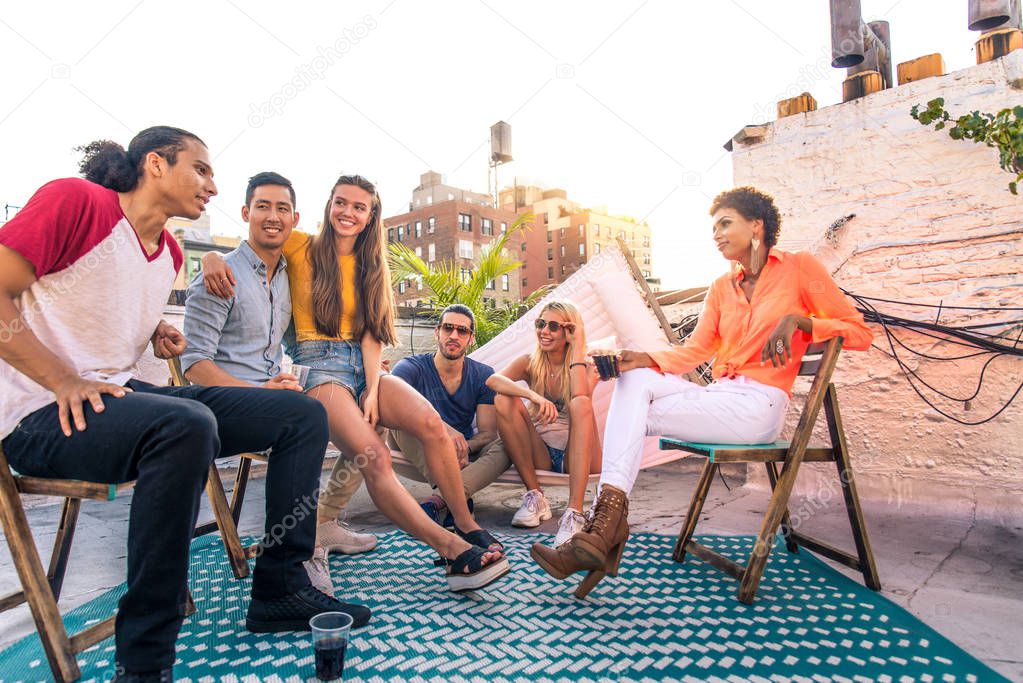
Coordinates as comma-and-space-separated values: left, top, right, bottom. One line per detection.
529, 392, 558, 424
201, 251, 236, 298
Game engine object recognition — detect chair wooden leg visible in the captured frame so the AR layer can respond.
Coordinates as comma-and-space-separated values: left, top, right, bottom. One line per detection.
205, 464, 250, 580
826, 385, 881, 591
229, 456, 253, 527
673, 459, 717, 562
47, 498, 82, 601
0, 464, 80, 683
739, 459, 803, 605
766, 463, 799, 554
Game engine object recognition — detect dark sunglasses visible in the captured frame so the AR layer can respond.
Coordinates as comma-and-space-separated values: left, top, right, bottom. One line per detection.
535, 318, 573, 333
439, 322, 472, 336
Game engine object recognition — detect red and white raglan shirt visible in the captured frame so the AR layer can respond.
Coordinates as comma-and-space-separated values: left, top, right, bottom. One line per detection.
0, 178, 183, 440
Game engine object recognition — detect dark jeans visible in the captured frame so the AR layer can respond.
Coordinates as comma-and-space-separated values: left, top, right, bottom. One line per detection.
1, 380, 329, 671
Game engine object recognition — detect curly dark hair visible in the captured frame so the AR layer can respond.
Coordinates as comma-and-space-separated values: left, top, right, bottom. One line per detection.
709, 186, 782, 248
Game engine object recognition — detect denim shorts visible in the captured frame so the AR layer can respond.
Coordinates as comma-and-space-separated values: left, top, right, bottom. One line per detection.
547, 445, 567, 474
291, 339, 366, 402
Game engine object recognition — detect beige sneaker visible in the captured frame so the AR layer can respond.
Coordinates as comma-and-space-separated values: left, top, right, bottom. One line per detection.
303, 547, 334, 597
316, 519, 378, 555
511, 489, 552, 528
553, 507, 587, 548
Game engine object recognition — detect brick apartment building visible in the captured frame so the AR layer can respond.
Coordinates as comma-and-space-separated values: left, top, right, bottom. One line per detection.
499, 184, 655, 297
384, 171, 524, 307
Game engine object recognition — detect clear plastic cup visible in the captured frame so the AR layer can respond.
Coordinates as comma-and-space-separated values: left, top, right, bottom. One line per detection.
311, 611, 353, 681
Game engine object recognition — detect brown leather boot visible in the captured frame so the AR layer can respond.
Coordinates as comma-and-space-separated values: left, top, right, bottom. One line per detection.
572, 484, 629, 571
530, 538, 602, 580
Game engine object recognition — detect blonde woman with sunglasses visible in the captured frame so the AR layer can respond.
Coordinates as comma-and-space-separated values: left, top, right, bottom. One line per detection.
487, 300, 602, 548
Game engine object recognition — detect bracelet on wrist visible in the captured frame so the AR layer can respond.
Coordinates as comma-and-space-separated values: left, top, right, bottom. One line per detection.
569, 361, 588, 369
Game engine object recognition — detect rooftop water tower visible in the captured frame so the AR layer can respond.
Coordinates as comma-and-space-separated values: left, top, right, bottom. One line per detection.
488, 121, 513, 205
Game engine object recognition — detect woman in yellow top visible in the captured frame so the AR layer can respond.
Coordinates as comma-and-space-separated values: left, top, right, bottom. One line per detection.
203, 174, 509, 592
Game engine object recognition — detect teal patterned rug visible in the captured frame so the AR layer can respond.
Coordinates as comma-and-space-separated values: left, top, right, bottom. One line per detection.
0, 531, 1006, 682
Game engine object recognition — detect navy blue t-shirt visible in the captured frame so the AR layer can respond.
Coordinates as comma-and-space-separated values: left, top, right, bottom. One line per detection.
391, 353, 496, 440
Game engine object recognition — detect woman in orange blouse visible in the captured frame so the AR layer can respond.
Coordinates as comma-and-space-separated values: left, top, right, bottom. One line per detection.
532, 186, 872, 583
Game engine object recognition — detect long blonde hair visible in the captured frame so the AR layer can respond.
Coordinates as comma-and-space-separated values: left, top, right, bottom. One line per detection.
309, 174, 397, 345
526, 300, 586, 410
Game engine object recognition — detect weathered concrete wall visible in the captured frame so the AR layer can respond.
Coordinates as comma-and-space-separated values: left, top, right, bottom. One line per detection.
731, 52, 1023, 521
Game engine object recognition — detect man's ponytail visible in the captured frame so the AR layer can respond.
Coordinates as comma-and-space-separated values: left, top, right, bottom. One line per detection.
77, 140, 138, 192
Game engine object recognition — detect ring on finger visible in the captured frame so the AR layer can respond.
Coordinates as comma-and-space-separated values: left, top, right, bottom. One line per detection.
775, 339, 785, 355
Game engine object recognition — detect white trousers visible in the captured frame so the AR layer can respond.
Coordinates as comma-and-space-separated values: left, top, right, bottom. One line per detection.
599, 369, 789, 495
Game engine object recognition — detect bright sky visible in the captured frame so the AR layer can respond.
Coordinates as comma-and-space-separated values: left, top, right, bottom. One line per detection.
0, 1, 980, 288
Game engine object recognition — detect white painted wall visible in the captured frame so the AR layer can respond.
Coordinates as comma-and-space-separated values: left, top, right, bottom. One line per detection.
731, 52, 1023, 521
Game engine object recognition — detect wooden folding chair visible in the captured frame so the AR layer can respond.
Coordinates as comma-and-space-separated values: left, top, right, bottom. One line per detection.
0, 445, 196, 683
660, 338, 881, 604
167, 357, 263, 580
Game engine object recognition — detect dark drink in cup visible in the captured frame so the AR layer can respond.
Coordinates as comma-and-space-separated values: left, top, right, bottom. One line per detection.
310, 611, 353, 681
594, 354, 621, 381
315, 637, 347, 680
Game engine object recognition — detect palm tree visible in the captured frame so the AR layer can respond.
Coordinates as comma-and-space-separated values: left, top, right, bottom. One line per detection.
388, 212, 549, 347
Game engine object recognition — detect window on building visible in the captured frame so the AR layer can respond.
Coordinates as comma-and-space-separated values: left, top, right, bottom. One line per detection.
460, 267, 471, 282
415, 246, 422, 258
416, 275, 423, 290
595, 243, 601, 255
521, 277, 528, 288
543, 212, 549, 225
427, 196, 432, 205
428, 243, 436, 262
643, 270, 651, 278
387, 227, 395, 241
398, 280, 406, 294
500, 221, 507, 234
481, 217, 493, 236
547, 266, 554, 279
643, 235, 650, 247
547, 248, 553, 261
560, 245, 565, 257
415, 221, 422, 238
561, 265, 566, 275
189, 256, 202, 277
521, 242, 527, 251
458, 239, 474, 259
578, 225, 584, 237
428, 217, 436, 233
397, 225, 404, 242
501, 274, 509, 291
560, 227, 565, 239
547, 230, 552, 243
486, 278, 495, 290
595, 224, 600, 236
458, 213, 472, 232
579, 243, 585, 256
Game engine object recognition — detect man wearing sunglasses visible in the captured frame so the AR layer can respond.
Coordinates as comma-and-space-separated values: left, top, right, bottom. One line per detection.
389, 304, 510, 526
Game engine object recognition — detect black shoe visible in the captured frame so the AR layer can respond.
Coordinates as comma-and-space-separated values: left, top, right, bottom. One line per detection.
246, 585, 372, 633
111, 666, 173, 682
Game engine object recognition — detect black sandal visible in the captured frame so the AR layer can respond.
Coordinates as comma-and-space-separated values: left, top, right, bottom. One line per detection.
434, 546, 511, 592
453, 526, 505, 554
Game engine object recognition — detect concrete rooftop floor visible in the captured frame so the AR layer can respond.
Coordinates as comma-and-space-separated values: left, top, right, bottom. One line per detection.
1, 456, 1021, 681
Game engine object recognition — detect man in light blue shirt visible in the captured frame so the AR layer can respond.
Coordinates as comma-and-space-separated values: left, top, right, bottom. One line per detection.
183, 172, 376, 596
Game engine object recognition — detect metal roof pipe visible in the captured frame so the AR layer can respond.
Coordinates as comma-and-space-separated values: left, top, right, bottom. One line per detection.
831, 0, 866, 67
969, 0, 1021, 31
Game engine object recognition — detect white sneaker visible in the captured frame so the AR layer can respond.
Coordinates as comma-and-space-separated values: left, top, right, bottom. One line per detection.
511, 489, 552, 528
553, 507, 588, 547
304, 547, 334, 597
316, 519, 378, 555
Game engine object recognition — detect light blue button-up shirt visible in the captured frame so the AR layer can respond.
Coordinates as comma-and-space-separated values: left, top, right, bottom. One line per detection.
182, 241, 291, 384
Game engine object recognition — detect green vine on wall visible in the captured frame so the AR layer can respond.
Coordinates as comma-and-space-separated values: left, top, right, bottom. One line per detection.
911, 97, 1023, 195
